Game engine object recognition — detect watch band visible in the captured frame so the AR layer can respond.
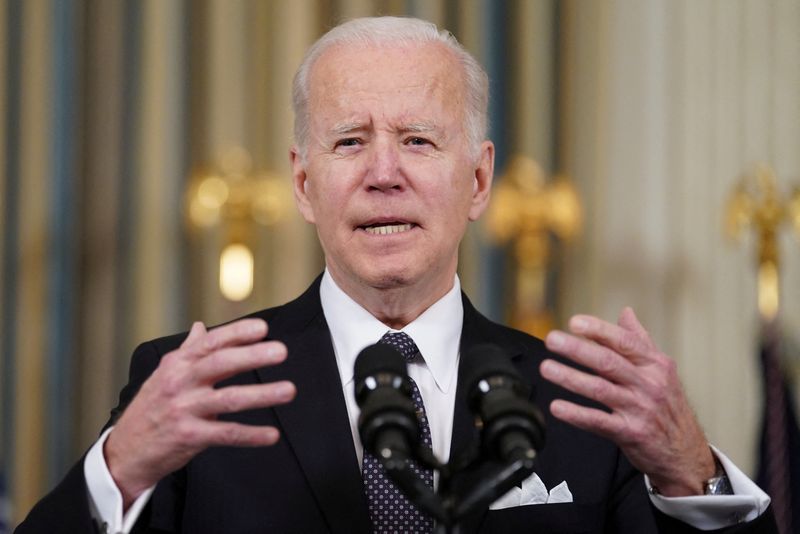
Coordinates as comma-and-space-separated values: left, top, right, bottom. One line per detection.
704, 457, 734, 495
646, 454, 734, 496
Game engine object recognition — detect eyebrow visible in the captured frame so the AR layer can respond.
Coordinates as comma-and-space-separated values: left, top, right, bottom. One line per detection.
399, 122, 439, 134
330, 122, 366, 136
328, 120, 442, 137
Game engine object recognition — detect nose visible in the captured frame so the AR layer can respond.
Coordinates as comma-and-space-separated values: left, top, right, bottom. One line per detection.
365, 138, 403, 191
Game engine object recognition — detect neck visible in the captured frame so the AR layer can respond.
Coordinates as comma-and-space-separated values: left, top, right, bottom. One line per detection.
328, 268, 456, 330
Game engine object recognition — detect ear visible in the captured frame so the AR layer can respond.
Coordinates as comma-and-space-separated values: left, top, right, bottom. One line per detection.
290, 146, 316, 224
467, 140, 495, 221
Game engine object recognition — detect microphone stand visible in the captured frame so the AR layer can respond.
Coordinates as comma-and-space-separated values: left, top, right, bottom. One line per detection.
449, 447, 536, 522
379, 446, 448, 524
381, 443, 537, 533
358, 342, 545, 532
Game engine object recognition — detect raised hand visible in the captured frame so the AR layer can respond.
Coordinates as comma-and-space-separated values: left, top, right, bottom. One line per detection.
104, 319, 296, 508
540, 307, 716, 496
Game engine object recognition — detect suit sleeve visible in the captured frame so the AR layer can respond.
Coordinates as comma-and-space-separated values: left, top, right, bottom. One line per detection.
15, 341, 166, 533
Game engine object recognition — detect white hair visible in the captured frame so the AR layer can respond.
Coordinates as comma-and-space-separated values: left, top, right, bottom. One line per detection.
291, 16, 489, 160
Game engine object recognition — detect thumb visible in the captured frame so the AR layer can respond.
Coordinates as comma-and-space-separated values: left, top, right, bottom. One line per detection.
181, 321, 207, 348
618, 307, 653, 343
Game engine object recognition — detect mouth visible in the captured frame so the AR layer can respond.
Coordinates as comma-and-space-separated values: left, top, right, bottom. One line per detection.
358, 221, 417, 235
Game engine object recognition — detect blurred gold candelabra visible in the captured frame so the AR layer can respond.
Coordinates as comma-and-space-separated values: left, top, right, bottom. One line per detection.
486, 155, 582, 337
725, 165, 800, 321
186, 148, 291, 301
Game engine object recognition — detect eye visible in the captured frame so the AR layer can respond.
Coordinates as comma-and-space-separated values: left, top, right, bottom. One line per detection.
334, 138, 361, 149
406, 136, 433, 147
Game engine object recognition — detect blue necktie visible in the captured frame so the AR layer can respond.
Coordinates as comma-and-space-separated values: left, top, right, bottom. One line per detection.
362, 331, 434, 533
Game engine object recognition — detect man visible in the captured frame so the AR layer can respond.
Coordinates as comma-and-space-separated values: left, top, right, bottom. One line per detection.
19, 16, 775, 533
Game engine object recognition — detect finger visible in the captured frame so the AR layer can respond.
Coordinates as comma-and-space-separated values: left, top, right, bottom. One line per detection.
567, 314, 651, 359
181, 321, 208, 348
197, 381, 296, 415
193, 420, 283, 448
540, 359, 635, 407
617, 307, 650, 340
183, 319, 269, 359
549, 399, 623, 441
545, 330, 638, 384
192, 341, 288, 383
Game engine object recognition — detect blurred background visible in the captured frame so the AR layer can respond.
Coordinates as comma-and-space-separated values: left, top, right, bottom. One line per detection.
1, 0, 799, 529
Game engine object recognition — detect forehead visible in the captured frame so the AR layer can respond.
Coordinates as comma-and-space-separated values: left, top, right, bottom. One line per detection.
306, 41, 467, 129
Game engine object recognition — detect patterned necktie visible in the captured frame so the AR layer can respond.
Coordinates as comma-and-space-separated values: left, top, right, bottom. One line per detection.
362, 331, 434, 533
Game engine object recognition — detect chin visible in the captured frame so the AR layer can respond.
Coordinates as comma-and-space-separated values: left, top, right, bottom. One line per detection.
365, 272, 412, 290
357, 264, 416, 290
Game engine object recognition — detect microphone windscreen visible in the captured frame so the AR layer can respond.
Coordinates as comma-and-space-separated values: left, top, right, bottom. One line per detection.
354, 343, 406, 382
461, 343, 521, 391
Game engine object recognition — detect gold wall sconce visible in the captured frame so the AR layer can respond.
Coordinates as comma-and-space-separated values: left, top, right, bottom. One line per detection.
725, 165, 800, 321
485, 155, 583, 337
186, 148, 291, 301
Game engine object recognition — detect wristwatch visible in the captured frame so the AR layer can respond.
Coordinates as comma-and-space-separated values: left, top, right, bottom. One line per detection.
704, 458, 734, 495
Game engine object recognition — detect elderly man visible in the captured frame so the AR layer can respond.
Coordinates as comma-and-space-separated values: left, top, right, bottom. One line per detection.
19, 16, 775, 534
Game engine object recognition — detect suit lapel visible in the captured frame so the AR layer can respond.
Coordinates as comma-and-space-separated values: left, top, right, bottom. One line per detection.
451, 294, 530, 461
450, 294, 537, 533
254, 280, 372, 534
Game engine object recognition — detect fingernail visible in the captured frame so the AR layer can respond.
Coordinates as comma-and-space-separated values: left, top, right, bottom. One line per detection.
550, 401, 567, 417
251, 320, 266, 334
547, 331, 565, 349
571, 317, 588, 332
266, 344, 286, 360
540, 360, 559, 378
275, 382, 295, 400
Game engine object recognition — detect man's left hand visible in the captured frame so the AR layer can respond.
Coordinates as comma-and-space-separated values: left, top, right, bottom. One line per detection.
540, 307, 717, 497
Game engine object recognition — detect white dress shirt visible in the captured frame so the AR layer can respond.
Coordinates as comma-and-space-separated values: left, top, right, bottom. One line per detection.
319, 269, 462, 472
84, 269, 770, 533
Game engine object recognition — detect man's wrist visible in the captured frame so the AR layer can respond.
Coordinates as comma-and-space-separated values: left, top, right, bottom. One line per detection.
648, 446, 718, 497
704, 456, 733, 495
104, 428, 153, 510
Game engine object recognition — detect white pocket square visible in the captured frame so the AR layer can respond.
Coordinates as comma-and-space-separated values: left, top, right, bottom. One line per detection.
489, 473, 573, 510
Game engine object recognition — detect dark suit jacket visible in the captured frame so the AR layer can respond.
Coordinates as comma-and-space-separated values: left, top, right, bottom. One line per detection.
18, 277, 777, 533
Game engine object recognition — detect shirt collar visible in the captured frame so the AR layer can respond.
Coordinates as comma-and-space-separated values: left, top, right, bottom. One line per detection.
320, 269, 463, 394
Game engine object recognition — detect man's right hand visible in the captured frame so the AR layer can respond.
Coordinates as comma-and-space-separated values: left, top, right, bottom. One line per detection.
104, 318, 296, 509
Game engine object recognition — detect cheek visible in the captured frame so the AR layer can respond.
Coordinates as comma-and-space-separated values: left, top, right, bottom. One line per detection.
435, 174, 476, 213
307, 180, 351, 233
305, 170, 337, 209
309, 161, 361, 200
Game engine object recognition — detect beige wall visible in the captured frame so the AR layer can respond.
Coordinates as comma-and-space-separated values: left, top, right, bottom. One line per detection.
559, 0, 800, 473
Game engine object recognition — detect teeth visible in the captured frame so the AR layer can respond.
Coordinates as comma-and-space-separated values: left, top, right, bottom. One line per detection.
364, 223, 413, 235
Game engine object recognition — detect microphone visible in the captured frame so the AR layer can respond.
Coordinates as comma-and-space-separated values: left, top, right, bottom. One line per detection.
354, 343, 419, 463
462, 344, 545, 464
353, 343, 449, 523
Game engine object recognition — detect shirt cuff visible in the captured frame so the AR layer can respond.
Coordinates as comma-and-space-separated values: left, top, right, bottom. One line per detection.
645, 445, 771, 530
84, 427, 155, 534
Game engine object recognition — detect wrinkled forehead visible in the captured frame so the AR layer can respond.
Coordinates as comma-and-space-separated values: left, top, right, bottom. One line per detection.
306, 41, 468, 128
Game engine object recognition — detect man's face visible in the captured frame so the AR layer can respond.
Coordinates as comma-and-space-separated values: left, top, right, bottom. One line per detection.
292, 41, 493, 300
